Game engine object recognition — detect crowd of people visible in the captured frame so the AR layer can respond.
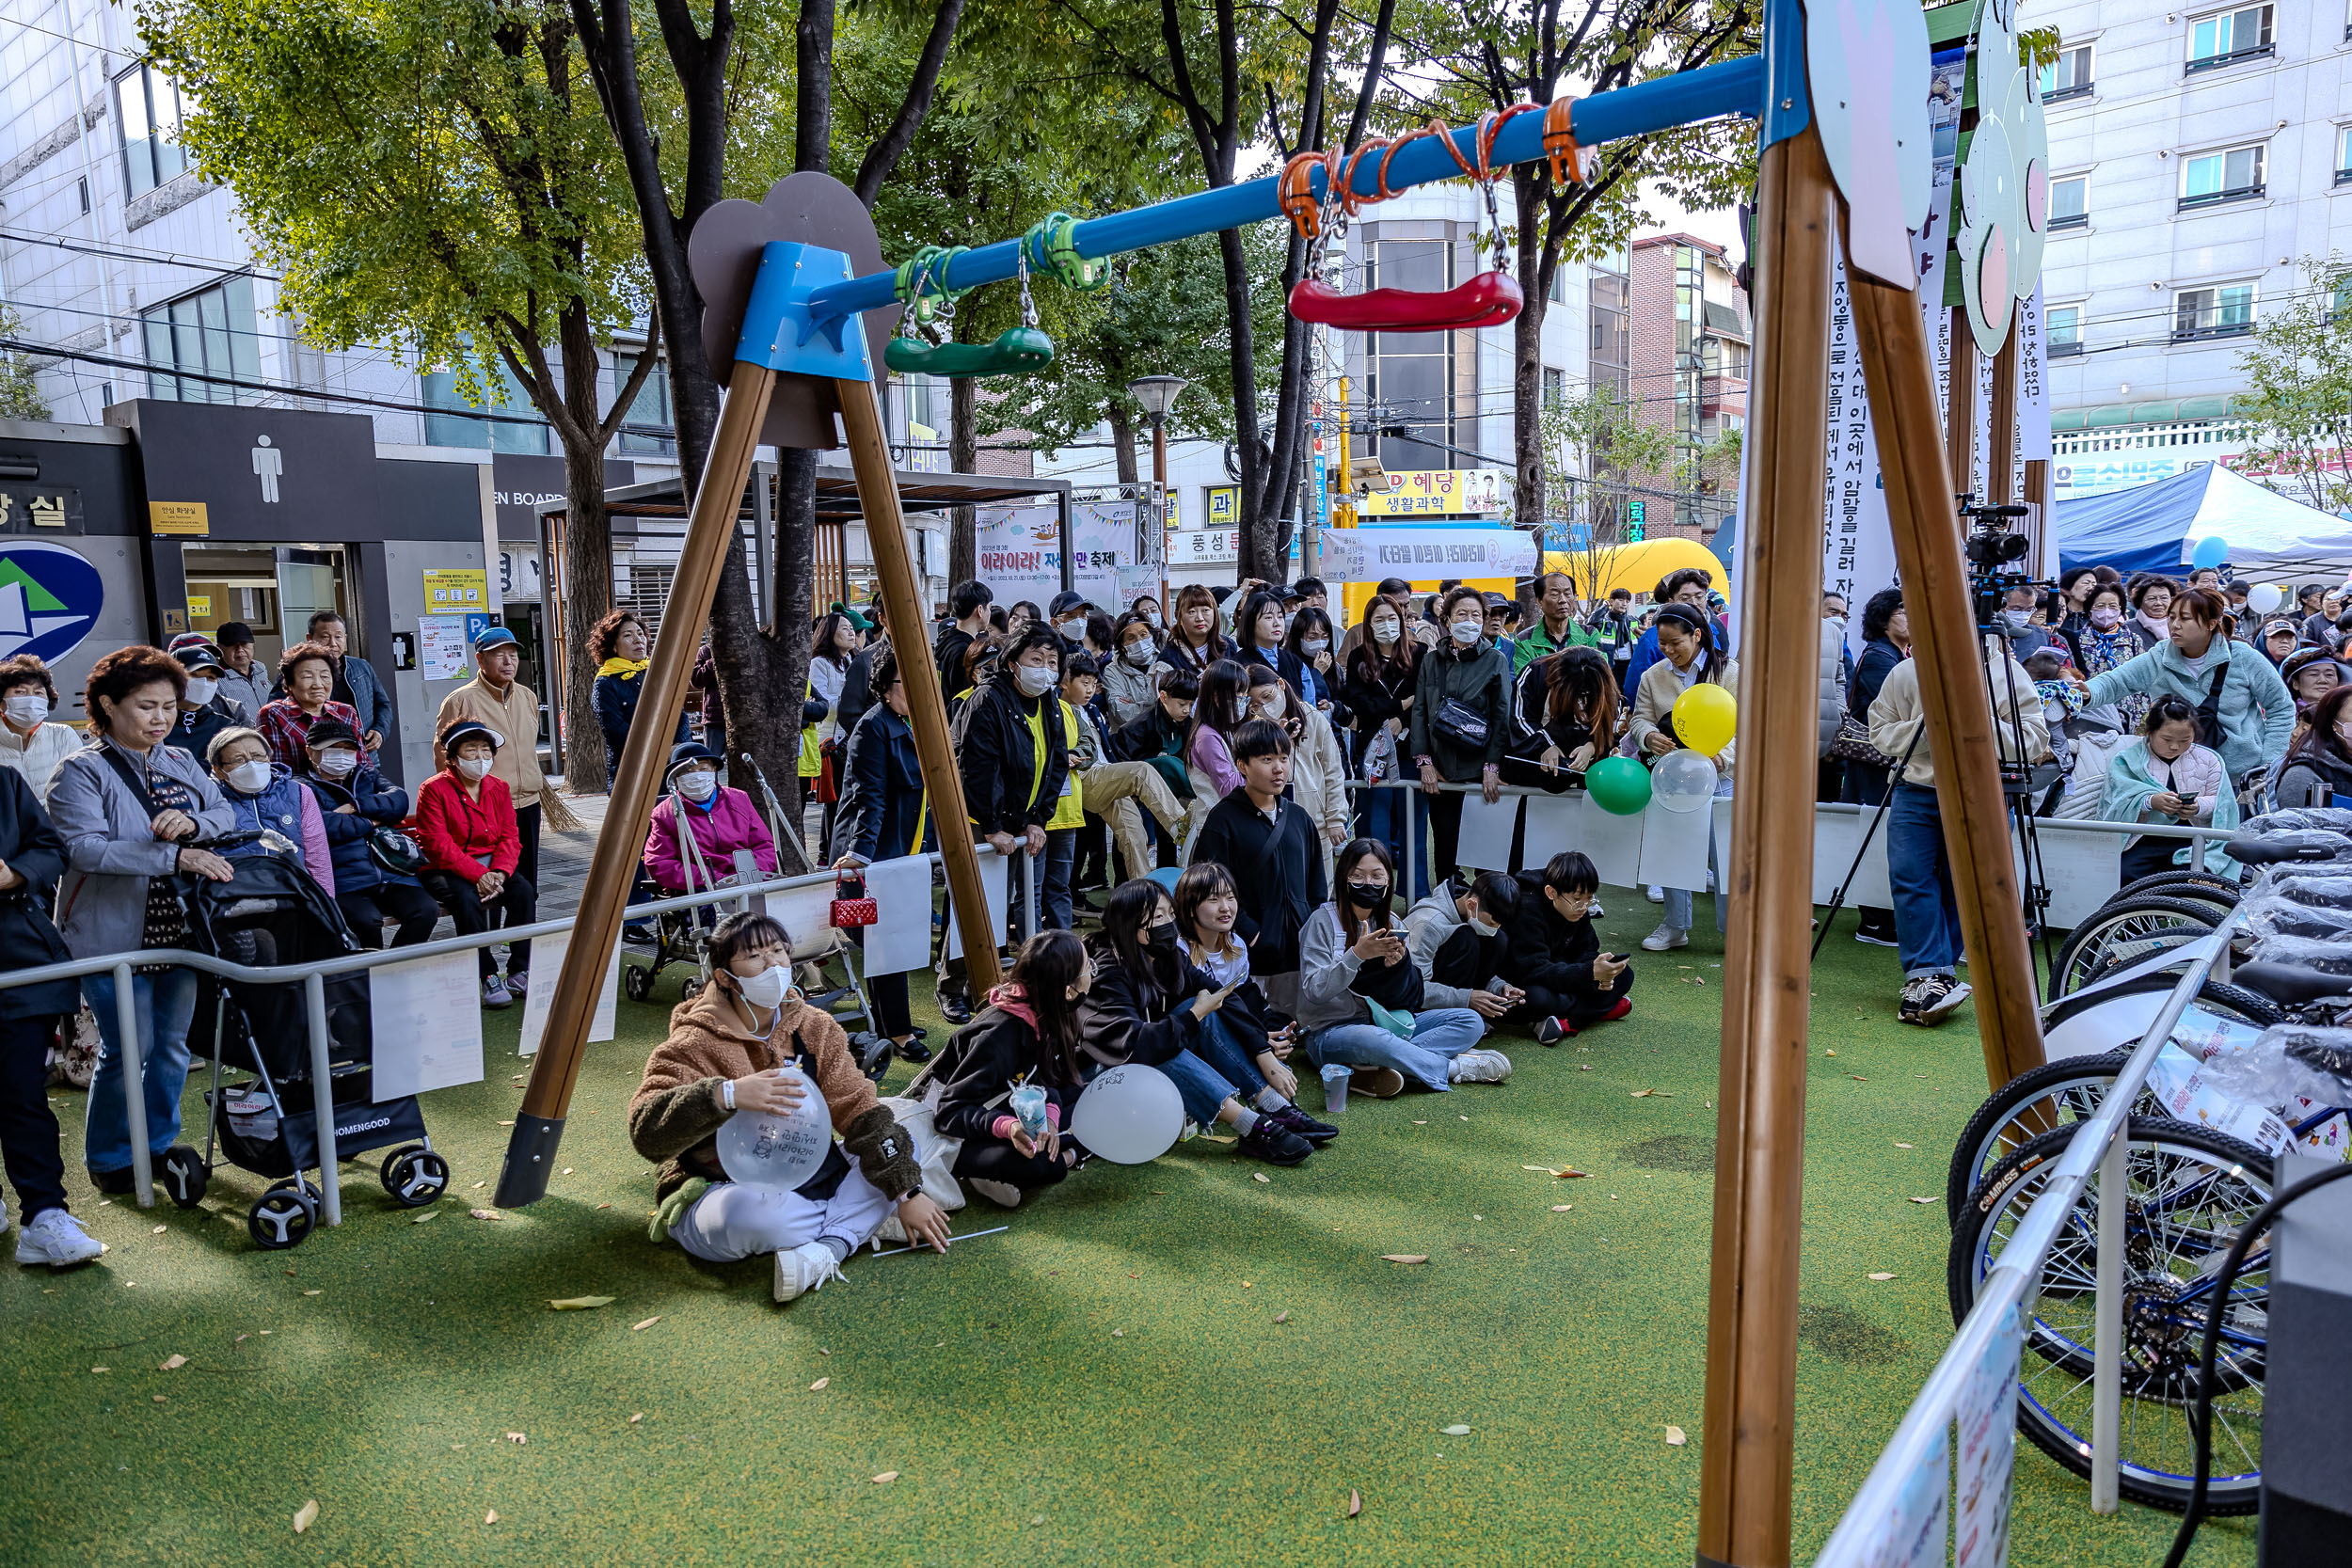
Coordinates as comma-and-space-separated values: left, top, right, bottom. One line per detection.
2, 549, 2344, 1287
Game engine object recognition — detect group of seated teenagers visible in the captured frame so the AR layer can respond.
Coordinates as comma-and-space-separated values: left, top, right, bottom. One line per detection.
628, 712, 1640, 1304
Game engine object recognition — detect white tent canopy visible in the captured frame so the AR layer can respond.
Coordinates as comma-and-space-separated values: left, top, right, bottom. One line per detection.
2058, 462, 2352, 578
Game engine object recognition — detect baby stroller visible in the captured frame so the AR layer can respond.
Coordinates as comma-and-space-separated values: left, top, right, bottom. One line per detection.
169, 832, 450, 1248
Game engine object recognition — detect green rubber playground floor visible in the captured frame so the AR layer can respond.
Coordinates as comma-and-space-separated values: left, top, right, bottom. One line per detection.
2, 901, 2252, 1567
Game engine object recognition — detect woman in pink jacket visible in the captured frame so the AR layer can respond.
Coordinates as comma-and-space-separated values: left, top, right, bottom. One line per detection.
644, 743, 779, 894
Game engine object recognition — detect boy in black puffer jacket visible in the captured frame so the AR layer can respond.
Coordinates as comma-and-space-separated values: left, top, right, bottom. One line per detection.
1502, 850, 1634, 1043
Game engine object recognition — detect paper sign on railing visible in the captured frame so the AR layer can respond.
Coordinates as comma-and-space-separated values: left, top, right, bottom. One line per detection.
1953, 1304, 2020, 1568
1889, 1425, 1948, 1567
370, 950, 485, 1100
516, 931, 620, 1058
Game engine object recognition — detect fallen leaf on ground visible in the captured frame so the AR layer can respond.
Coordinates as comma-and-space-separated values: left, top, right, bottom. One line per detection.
469, 1209, 502, 1221
1441, 1424, 1471, 1436
1631, 1089, 1672, 1098
412, 1209, 440, 1224
1867, 1272, 1896, 1282
1273, 1310, 1290, 1323
1665, 1426, 1688, 1447
159, 1354, 186, 1370
808, 1377, 829, 1391
1112, 1329, 1125, 1338
302, 1289, 322, 1296
152, 1394, 167, 1403
1824, 1049, 1836, 1057
485, 1511, 500, 1525
152, 1225, 166, 1234
1347, 1490, 1362, 1518
549, 1296, 614, 1311
1381, 1254, 1429, 1265
561, 1168, 573, 1175
293, 1499, 319, 1533
1552, 1204, 1573, 1212
632, 1317, 660, 1332
871, 1471, 898, 1484
1580, 1065, 1594, 1071
1412, 1119, 1427, 1125
1252, 1172, 1271, 1183
1241, 1280, 1252, 1287
1909, 1196, 1936, 1205
473, 1181, 486, 1189
628, 1413, 644, 1424
90, 1367, 108, 1374
596, 1203, 612, 1211
504, 1432, 527, 1445
1893, 1142, 1914, 1149
497, 1120, 514, 1127
1849, 1074, 1868, 1082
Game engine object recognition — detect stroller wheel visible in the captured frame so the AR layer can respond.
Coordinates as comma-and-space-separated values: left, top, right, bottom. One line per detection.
679, 976, 705, 1002
623, 963, 653, 1004
380, 1148, 450, 1208
248, 1179, 318, 1250
160, 1146, 209, 1210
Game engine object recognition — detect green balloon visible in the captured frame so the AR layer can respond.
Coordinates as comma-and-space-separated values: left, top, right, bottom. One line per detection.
1585, 756, 1652, 816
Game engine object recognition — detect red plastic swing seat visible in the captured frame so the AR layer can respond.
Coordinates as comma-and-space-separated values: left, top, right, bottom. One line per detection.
1287, 271, 1524, 331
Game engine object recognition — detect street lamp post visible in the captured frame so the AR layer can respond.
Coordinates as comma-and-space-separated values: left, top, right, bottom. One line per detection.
1126, 374, 1186, 616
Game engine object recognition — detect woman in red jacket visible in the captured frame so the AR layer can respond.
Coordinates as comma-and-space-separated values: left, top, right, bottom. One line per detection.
417, 718, 537, 1008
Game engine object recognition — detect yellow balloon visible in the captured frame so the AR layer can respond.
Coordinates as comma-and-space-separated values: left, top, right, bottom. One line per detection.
1672, 683, 1737, 757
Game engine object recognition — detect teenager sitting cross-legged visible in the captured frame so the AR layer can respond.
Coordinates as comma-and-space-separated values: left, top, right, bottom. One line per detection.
1502, 850, 1634, 1043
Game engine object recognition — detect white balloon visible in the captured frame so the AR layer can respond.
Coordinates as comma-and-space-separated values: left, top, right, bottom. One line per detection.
2249, 583, 2284, 615
1069, 1063, 1184, 1165
1652, 748, 1719, 815
715, 1072, 833, 1191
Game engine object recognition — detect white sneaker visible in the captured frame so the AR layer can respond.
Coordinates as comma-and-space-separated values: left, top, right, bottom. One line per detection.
772, 1241, 848, 1303
483, 975, 513, 1009
1447, 1049, 1512, 1084
1590, 901, 1606, 920
1641, 924, 1689, 952
15, 1209, 105, 1268
966, 1178, 1025, 1210
1645, 885, 1665, 904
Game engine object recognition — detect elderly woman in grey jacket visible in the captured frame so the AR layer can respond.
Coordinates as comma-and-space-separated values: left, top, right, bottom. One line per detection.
45, 645, 236, 1194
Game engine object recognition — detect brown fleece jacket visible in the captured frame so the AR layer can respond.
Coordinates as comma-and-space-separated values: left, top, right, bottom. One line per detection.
628, 990, 920, 1203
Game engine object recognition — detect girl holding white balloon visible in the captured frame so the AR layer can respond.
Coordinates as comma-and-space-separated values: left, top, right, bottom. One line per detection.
1627, 604, 1740, 951
629, 912, 950, 1303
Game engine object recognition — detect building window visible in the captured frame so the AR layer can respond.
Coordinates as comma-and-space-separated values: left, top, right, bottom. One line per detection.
2185, 4, 2272, 71
141, 277, 260, 404
2178, 144, 2265, 210
2046, 304, 2084, 356
1548, 268, 1566, 304
2039, 44, 2094, 101
2048, 175, 2089, 230
1542, 366, 1565, 406
422, 358, 548, 453
2338, 125, 2352, 184
616, 350, 675, 455
2172, 283, 2256, 342
115, 62, 187, 198
1364, 236, 1455, 472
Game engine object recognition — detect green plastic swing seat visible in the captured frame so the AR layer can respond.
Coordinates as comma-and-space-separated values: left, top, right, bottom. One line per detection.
882, 325, 1055, 378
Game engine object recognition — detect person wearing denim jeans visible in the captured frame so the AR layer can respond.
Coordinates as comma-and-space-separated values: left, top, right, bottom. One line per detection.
79, 968, 201, 1178
1886, 782, 1967, 1011
1292, 838, 1510, 1095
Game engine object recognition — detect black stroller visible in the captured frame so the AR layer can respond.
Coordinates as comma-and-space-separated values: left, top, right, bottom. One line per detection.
167, 834, 450, 1248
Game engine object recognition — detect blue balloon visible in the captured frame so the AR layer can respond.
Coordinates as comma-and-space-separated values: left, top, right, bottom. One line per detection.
2189, 536, 2228, 570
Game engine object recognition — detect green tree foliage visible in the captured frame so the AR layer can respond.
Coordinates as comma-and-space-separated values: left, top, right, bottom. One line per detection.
2234, 259, 2352, 515
0, 308, 51, 420
140, 0, 659, 789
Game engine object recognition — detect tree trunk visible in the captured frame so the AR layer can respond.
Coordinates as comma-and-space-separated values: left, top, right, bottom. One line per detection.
1511, 168, 1549, 531
557, 437, 612, 792
948, 372, 977, 589
1108, 404, 1138, 486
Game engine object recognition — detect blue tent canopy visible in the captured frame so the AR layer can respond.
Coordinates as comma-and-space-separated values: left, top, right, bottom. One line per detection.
2058, 463, 2352, 577
2056, 467, 2210, 577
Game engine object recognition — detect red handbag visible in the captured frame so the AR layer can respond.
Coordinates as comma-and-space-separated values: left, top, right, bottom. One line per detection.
829, 870, 878, 928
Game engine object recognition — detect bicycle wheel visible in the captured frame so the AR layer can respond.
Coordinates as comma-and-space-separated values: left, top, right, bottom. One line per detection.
2048, 896, 2225, 999
2041, 976, 2282, 1035
1944, 1051, 2134, 1221
1947, 1116, 2274, 1515
2112, 871, 2240, 910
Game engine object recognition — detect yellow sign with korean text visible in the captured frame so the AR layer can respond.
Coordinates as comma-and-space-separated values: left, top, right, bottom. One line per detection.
150, 500, 210, 535
422, 568, 491, 613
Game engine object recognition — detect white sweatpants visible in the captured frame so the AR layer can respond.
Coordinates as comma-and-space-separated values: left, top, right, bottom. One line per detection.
670, 1161, 898, 1263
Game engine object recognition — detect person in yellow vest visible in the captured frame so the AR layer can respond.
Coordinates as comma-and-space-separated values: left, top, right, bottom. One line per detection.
435, 626, 574, 894
1041, 656, 1092, 930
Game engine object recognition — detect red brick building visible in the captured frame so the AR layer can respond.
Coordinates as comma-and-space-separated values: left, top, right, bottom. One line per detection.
1628, 233, 1750, 539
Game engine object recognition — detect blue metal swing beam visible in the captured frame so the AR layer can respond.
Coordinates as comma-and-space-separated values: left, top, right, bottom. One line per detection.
800, 54, 1769, 330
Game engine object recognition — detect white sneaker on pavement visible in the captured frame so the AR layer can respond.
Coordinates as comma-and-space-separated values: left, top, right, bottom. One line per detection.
1641, 924, 1690, 952
772, 1241, 848, 1303
15, 1209, 105, 1268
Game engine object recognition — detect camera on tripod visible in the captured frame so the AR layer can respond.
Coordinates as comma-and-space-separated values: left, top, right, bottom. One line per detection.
1961, 499, 2033, 573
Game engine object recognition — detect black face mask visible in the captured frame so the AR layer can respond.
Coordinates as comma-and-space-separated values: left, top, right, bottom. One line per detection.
1346, 880, 1388, 906
1145, 921, 1179, 949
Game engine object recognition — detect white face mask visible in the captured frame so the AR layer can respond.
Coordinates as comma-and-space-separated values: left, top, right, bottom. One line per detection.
675, 768, 719, 802
1470, 912, 1502, 939
1371, 619, 1400, 645
736, 962, 791, 1011
183, 676, 219, 706
456, 756, 493, 782
4, 693, 47, 726
1145, 610, 1164, 629
1015, 663, 1057, 697
224, 759, 272, 795
313, 748, 359, 779
1056, 616, 1085, 638
1123, 641, 1154, 669
1301, 637, 1328, 657
1450, 620, 1482, 645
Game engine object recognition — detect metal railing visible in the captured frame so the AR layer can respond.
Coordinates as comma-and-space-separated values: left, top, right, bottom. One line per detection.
1809, 913, 2244, 1563
0, 856, 972, 1221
